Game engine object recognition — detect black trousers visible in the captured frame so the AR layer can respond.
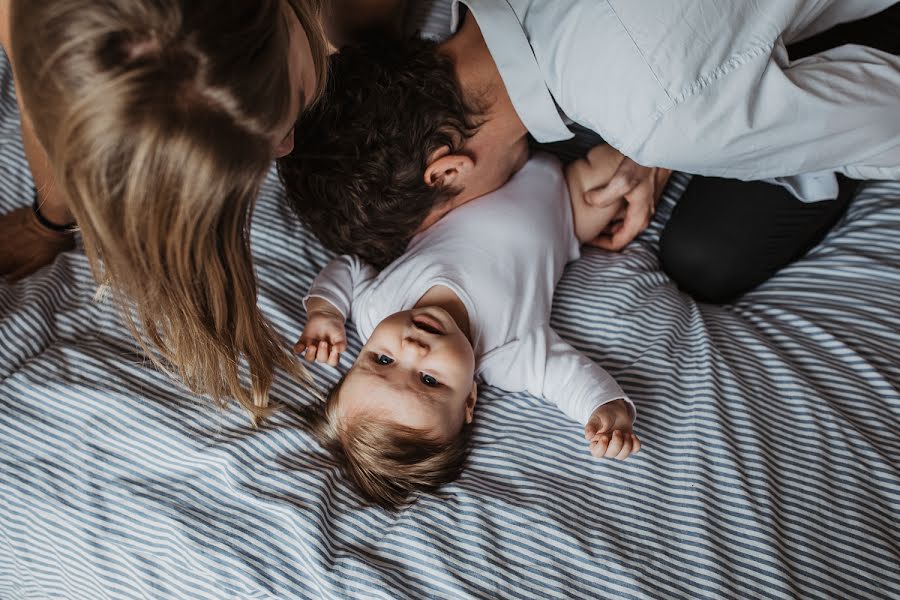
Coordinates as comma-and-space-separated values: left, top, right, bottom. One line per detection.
659, 4, 900, 303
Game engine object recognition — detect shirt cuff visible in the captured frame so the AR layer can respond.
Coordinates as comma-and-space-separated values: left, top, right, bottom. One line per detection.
585, 395, 636, 425
302, 291, 349, 320
763, 171, 839, 203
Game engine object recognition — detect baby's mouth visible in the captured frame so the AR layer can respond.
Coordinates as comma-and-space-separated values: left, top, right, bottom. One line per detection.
412, 313, 446, 335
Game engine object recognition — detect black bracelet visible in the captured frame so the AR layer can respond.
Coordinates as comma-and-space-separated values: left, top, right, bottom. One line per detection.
31, 190, 76, 233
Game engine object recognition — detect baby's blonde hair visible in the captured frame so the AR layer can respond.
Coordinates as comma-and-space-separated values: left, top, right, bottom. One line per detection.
10, 0, 328, 419
308, 375, 474, 509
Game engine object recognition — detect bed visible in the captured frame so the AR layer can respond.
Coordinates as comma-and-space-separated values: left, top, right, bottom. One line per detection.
1, 49, 899, 600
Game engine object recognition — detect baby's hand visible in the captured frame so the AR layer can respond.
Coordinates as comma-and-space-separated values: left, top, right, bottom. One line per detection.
584, 399, 641, 460
295, 300, 347, 367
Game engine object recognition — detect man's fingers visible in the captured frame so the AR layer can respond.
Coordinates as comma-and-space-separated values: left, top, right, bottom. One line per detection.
654, 168, 673, 195
590, 204, 648, 251
608, 220, 646, 251
585, 175, 637, 208
586, 235, 611, 249
584, 219, 622, 248
607, 193, 654, 251
585, 155, 647, 207
587, 157, 654, 207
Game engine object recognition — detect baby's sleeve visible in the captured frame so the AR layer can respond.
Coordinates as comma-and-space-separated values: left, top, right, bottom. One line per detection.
479, 326, 633, 426
303, 255, 376, 321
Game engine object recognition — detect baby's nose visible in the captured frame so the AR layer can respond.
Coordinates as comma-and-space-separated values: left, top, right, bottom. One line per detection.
401, 336, 429, 355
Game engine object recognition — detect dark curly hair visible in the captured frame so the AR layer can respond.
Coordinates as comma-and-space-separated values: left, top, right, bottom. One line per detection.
277, 36, 483, 268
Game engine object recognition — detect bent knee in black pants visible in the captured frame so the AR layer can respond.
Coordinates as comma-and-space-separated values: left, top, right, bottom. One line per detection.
659, 5, 896, 304
659, 177, 855, 304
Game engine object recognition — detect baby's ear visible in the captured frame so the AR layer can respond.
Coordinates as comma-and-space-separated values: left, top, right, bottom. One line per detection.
465, 382, 478, 423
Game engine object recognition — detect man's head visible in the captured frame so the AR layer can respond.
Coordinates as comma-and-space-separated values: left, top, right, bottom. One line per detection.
307, 307, 478, 508
278, 35, 528, 268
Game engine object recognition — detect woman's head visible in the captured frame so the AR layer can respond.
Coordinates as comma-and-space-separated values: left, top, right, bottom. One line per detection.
274, 0, 328, 157
9, 0, 329, 417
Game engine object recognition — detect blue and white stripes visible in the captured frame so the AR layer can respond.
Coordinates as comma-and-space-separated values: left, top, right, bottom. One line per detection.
1, 52, 899, 599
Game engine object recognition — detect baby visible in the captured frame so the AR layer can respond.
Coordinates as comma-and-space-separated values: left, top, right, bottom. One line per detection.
296, 150, 639, 509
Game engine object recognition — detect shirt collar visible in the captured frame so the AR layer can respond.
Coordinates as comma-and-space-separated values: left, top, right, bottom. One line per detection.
451, 0, 573, 142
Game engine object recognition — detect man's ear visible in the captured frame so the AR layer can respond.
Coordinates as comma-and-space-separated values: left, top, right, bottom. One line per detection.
424, 146, 475, 189
465, 381, 478, 424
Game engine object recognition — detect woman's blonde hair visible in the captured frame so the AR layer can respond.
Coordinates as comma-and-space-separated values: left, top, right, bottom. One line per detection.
10, 0, 329, 419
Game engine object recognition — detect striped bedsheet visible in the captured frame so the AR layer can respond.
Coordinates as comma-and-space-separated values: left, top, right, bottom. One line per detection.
1, 54, 899, 600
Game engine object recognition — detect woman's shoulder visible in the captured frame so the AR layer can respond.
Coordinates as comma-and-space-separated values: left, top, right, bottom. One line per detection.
0, 0, 11, 52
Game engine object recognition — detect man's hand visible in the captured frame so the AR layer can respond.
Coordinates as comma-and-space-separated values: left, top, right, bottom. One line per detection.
584, 399, 640, 460
565, 144, 629, 243
295, 299, 347, 367
0, 206, 76, 281
583, 155, 672, 251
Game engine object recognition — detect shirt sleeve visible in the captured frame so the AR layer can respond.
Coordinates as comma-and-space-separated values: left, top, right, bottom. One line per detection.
629, 44, 900, 185
303, 255, 376, 321
478, 326, 634, 426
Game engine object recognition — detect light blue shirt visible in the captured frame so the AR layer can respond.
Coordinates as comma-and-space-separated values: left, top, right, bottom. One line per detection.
451, 0, 900, 200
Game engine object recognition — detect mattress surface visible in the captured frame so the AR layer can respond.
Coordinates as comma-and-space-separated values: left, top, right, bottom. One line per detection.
1, 52, 898, 600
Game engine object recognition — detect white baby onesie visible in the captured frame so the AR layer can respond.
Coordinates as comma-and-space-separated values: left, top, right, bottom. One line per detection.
305, 153, 632, 426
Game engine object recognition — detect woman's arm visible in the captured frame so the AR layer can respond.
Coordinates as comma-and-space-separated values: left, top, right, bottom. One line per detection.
0, 0, 76, 280
2, 1, 72, 225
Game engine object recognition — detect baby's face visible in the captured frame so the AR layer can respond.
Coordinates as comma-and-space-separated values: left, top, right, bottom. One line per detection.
339, 308, 477, 440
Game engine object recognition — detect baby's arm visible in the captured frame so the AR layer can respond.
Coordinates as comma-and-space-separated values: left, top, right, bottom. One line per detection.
539, 331, 639, 460
297, 297, 347, 366
479, 327, 638, 460
298, 255, 377, 365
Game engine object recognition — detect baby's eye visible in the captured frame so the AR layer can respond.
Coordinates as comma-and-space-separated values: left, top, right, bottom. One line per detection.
420, 373, 439, 387
376, 354, 394, 365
